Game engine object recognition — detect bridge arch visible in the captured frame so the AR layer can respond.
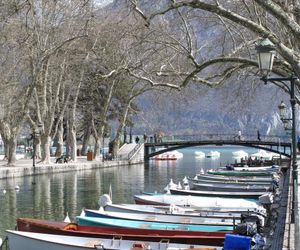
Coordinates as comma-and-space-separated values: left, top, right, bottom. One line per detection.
144, 139, 291, 160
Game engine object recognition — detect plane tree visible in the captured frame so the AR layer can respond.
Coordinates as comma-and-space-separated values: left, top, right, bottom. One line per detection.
23, 0, 93, 163
126, 0, 300, 101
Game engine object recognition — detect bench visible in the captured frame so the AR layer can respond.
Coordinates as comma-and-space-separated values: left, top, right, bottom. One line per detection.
55, 155, 71, 163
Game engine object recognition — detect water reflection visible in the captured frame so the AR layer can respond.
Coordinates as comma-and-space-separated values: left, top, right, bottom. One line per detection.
0, 146, 264, 239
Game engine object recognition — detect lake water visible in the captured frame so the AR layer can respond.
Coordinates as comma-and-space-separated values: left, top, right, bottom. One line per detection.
0, 146, 270, 239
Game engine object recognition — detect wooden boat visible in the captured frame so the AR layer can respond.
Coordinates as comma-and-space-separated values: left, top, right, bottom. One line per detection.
133, 194, 266, 214
7, 230, 221, 250
84, 209, 239, 226
196, 173, 274, 182
76, 216, 233, 232
16, 217, 227, 246
168, 187, 267, 199
219, 165, 279, 172
189, 176, 272, 186
103, 203, 254, 219
207, 169, 275, 177
190, 181, 271, 192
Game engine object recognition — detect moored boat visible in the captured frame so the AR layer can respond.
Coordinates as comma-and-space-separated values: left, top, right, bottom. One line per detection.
195, 151, 205, 158
195, 173, 275, 183
102, 203, 255, 219
16, 217, 227, 246
84, 209, 239, 226
232, 150, 248, 158
206, 151, 220, 158
133, 194, 266, 214
189, 176, 272, 186
168, 187, 268, 199
76, 216, 233, 232
190, 181, 271, 192
220, 165, 279, 172
7, 230, 221, 250
207, 169, 276, 177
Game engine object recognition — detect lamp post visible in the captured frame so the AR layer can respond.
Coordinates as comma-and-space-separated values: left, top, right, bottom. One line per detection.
256, 38, 299, 247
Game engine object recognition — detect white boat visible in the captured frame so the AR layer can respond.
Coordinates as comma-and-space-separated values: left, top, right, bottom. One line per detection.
219, 165, 280, 172
206, 151, 220, 158
195, 173, 274, 183
154, 150, 183, 160
134, 194, 266, 214
102, 203, 249, 218
84, 209, 239, 226
7, 230, 220, 250
169, 187, 267, 199
232, 150, 248, 158
250, 150, 279, 161
195, 151, 205, 158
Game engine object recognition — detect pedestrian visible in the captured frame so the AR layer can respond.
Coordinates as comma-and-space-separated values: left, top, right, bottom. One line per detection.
135, 136, 140, 144
238, 130, 242, 140
143, 133, 147, 142
257, 130, 261, 141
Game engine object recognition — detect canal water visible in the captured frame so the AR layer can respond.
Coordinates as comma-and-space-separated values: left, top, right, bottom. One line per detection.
0, 146, 266, 239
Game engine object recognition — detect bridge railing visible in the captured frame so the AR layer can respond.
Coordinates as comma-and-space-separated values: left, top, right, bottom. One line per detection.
146, 133, 291, 144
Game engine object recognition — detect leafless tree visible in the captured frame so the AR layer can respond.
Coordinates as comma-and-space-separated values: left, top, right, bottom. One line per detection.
126, 0, 300, 101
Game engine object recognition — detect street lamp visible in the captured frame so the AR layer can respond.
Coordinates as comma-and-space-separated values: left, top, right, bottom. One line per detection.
255, 38, 299, 247
278, 101, 292, 131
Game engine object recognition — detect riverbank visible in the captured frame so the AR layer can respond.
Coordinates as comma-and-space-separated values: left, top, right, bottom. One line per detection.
0, 156, 143, 179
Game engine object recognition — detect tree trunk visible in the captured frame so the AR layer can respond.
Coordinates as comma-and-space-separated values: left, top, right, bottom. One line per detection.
7, 137, 17, 165
35, 137, 42, 160
112, 100, 132, 157
56, 122, 64, 157
41, 135, 52, 164
69, 124, 77, 162
94, 135, 101, 160
81, 128, 90, 156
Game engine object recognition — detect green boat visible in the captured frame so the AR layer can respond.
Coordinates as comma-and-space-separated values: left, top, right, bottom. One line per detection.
207, 169, 275, 177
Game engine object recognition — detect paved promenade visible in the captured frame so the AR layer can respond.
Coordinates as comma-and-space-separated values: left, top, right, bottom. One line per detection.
0, 155, 142, 179
282, 154, 300, 250
0, 143, 144, 179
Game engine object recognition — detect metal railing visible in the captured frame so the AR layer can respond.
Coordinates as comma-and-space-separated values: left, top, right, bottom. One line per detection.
128, 143, 143, 160
0, 236, 8, 250
153, 133, 291, 143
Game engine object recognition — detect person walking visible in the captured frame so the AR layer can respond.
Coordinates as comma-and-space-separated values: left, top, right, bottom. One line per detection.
238, 130, 242, 140
135, 136, 140, 144
257, 130, 261, 141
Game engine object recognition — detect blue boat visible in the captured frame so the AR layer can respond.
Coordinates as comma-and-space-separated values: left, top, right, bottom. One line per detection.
76, 216, 233, 232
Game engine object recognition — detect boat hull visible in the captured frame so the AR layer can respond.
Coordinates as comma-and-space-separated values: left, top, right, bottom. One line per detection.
103, 203, 253, 219
207, 169, 274, 176
190, 176, 272, 186
133, 194, 265, 214
196, 173, 273, 182
16, 218, 227, 246
169, 188, 265, 199
191, 182, 270, 192
76, 216, 233, 232
7, 230, 220, 250
84, 209, 238, 226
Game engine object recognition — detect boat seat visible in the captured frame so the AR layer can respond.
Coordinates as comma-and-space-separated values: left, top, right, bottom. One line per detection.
131, 242, 150, 249
84, 240, 102, 247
